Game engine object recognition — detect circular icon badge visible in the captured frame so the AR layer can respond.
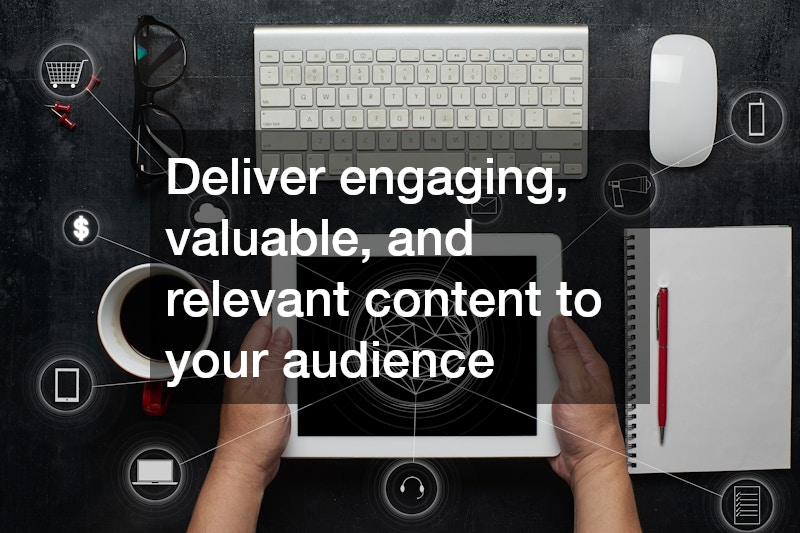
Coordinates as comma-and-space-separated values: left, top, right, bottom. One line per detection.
126, 446, 185, 505
600, 160, 659, 219
63, 209, 99, 247
465, 191, 502, 225
36, 357, 96, 415
727, 89, 787, 149
716, 476, 777, 532
381, 459, 442, 521
36, 41, 98, 101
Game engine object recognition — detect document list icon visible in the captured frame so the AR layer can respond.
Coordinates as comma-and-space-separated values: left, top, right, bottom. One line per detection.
733, 485, 761, 526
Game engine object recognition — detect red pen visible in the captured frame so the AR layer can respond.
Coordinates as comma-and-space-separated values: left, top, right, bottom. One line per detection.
657, 287, 669, 445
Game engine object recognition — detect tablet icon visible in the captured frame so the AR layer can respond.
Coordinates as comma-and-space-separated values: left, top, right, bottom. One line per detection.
54, 368, 80, 403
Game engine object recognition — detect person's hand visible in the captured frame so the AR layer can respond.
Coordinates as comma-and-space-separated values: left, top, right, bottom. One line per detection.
211, 314, 292, 491
547, 315, 626, 489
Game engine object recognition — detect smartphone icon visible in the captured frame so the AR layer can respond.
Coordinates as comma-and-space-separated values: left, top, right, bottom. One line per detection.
54, 368, 80, 403
748, 99, 765, 137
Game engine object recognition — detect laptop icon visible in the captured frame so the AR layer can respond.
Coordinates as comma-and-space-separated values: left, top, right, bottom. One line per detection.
132, 459, 178, 486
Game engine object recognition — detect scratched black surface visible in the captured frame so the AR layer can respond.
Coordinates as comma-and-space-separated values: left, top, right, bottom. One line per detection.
1, 1, 799, 532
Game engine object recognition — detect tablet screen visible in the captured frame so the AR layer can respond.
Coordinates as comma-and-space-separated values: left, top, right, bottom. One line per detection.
295, 256, 538, 437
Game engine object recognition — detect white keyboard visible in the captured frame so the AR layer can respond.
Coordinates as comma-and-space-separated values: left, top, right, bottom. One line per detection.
254, 25, 588, 179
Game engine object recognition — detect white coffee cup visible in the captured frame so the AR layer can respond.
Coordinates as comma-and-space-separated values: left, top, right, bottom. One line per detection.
97, 263, 214, 415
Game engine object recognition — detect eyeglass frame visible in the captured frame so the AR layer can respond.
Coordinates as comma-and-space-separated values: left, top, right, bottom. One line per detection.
131, 15, 187, 183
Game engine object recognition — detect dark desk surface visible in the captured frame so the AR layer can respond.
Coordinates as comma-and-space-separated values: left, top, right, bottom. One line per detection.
2, 1, 799, 531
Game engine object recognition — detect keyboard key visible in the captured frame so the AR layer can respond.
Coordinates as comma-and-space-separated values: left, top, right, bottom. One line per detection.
356, 132, 376, 150
447, 49, 467, 61
429, 86, 448, 105
423, 131, 443, 149
284, 153, 303, 168
542, 152, 560, 163
294, 87, 313, 106
564, 87, 583, 105
262, 131, 308, 151
260, 88, 291, 107
344, 110, 364, 129
517, 49, 537, 61
259, 50, 279, 63
479, 108, 499, 127
373, 65, 392, 84
497, 152, 516, 168
493, 49, 514, 61
491, 131, 511, 149
553, 64, 583, 83
304, 65, 324, 85
514, 131, 533, 149
412, 108, 432, 127
330, 50, 350, 62
328, 153, 353, 175
327, 65, 346, 84
368, 109, 387, 128
542, 86, 561, 106
350, 65, 370, 84
423, 49, 444, 61
564, 163, 583, 174
496, 86, 515, 105
463, 64, 482, 83
354, 49, 373, 62
339, 88, 358, 106
334, 132, 353, 150
452, 86, 471, 105
401, 131, 421, 150
508, 64, 527, 83
307, 50, 326, 62
390, 109, 409, 128
299, 110, 318, 128
469, 131, 488, 149
536, 130, 583, 149
311, 132, 330, 150
468, 152, 493, 169
531, 65, 549, 83
485, 64, 504, 83
434, 108, 454, 127
377, 49, 397, 62
384, 87, 403, 106
406, 87, 426, 106
358, 152, 464, 172
261, 110, 296, 129
540, 49, 560, 61
362, 87, 381, 106
262, 153, 280, 171
471, 49, 491, 61
282, 65, 302, 85
474, 87, 493, 105
446, 131, 466, 149
307, 153, 325, 170
378, 131, 398, 149
400, 49, 420, 62
501, 108, 522, 128
543, 163, 560, 175
457, 108, 477, 128
440, 64, 460, 83
316, 88, 336, 106
283, 50, 303, 62
520, 86, 538, 105
418, 64, 437, 84
564, 49, 584, 62
524, 108, 544, 128
322, 110, 342, 128
547, 109, 582, 127
259, 66, 279, 85
395, 64, 415, 84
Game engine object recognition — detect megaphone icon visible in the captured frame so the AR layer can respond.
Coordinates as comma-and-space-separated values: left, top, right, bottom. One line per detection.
608, 175, 652, 208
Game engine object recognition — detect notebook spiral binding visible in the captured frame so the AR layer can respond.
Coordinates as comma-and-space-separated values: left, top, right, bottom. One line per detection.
624, 233, 638, 468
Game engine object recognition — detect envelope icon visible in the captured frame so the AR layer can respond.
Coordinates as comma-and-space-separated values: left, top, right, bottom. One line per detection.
471, 195, 499, 215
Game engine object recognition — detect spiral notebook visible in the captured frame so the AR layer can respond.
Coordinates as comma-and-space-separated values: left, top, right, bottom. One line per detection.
624, 226, 792, 474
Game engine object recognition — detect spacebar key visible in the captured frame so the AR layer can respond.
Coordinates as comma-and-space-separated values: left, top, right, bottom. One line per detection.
535, 130, 583, 150
356, 153, 465, 173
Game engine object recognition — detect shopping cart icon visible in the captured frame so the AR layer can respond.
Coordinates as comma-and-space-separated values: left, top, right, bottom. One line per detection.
45, 59, 88, 89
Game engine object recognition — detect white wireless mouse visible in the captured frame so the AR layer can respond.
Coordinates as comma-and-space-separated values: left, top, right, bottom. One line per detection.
649, 34, 717, 167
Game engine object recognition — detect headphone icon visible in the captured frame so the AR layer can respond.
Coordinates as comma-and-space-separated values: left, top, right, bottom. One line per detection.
400, 475, 425, 500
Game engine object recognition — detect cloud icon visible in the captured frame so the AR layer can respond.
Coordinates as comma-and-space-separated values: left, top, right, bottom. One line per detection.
193, 203, 226, 224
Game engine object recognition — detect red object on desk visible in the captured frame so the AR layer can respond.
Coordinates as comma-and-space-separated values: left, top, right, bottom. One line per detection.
657, 287, 669, 444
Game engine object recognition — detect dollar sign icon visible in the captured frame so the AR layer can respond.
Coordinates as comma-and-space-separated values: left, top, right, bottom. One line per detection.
73, 215, 90, 241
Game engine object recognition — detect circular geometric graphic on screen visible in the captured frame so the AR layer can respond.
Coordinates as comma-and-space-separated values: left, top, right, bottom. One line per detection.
35, 40, 98, 102
727, 88, 787, 149
345, 266, 487, 425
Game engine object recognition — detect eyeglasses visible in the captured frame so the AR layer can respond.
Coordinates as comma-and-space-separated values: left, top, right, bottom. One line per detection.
131, 15, 187, 183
